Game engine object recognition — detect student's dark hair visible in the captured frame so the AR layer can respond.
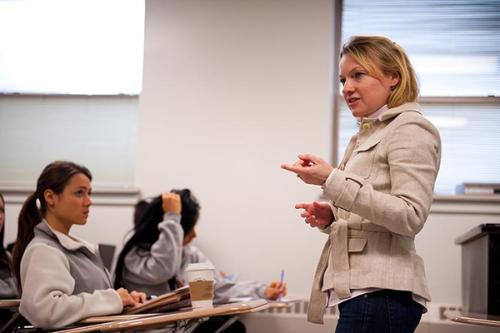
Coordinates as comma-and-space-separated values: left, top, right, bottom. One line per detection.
133, 199, 149, 227
11, 161, 92, 292
114, 189, 200, 290
0, 192, 11, 280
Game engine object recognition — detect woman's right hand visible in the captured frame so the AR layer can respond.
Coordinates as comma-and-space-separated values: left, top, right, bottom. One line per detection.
162, 192, 181, 214
295, 201, 334, 228
116, 288, 144, 308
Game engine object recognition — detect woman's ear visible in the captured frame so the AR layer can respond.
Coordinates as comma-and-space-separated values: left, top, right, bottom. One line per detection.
390, 73, 400, 89
44, 189, 56, 207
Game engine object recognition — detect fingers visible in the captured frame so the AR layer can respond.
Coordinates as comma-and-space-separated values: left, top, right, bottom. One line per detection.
116, 288, 136, 307
297, 154, 323, 165
294, 202, 312, 210
266, 281, 288, 300
130, 291, 147, 304
282, 155, 333, 186
300, 211, 311, 219
280, 163, 300, 174
280, 155, 315, 173
162, 192, 181, 214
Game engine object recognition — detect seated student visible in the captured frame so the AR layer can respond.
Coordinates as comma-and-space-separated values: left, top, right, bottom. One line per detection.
114, 189, 287, 332
0, 192, 18, 299
0, 192, 19, 331
11, 161, 146, 329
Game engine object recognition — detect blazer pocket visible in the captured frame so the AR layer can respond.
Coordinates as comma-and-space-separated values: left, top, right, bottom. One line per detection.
348, 238, 367, 253
345, 139, 381, 179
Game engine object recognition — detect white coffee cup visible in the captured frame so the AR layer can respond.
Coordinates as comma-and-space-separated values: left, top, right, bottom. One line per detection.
185, 263, 216, 308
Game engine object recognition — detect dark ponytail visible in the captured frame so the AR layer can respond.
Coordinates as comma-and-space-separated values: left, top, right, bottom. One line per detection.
11, 161, 91, 293
11, 193, 40, 286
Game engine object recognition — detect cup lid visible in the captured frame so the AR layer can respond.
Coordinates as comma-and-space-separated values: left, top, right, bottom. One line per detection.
185, 262, 215, 272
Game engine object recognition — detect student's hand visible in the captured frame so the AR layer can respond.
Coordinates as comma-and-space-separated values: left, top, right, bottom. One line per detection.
265, 281, 287, 300
281, 154, 333, 185
130, 291, 147, 304
117, 288, 143, 307
162, 192, 181, 214
295, 201, 334, 228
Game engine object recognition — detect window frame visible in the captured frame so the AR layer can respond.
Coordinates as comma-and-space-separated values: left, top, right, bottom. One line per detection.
332, 0, 500, 200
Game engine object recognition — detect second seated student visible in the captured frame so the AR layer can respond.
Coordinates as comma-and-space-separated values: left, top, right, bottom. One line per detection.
11, 161, 146, 329
114, 189, 287, 331
115, 189, 287, 301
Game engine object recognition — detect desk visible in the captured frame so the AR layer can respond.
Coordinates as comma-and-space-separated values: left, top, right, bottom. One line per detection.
269, 301, 292, 310
54, 299, 268, 333
444, 309, 500, 328
78, 313, 160, 324
0, 299, 20, 309
0, 299, 21, 333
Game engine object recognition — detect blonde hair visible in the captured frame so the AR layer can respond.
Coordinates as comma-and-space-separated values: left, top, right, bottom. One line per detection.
340, 36, 419, 108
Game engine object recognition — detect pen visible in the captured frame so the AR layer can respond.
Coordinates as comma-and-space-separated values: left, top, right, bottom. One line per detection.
278, 269, 285, 301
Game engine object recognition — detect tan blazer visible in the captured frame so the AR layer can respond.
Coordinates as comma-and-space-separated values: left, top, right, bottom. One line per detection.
308, 103, 441, 324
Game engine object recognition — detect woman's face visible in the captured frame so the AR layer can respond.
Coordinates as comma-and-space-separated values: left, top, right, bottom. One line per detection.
339, 54, 399, 117
0, 196, 4, 231
45, 173, 92, 230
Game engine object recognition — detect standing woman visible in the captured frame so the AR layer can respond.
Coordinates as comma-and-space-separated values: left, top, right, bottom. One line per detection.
0, 192, 18, 299
281, 36, 441, 333
11, 161, 145, 329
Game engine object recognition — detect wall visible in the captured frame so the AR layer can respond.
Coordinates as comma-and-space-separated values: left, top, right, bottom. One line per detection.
2, 2, 500, 329
134, 0, 334, 300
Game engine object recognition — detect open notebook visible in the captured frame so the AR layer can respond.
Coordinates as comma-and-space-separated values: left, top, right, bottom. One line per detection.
124, 286, 191, 315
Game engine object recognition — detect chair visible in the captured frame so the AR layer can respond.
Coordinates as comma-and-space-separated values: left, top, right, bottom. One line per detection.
97, 244, 116, 271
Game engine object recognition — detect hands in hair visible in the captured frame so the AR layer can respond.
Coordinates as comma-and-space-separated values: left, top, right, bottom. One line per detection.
162, 192, 181, 214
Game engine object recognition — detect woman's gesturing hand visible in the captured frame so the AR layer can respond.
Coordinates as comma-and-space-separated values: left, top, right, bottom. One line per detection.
281, 154, 333, 185
295, 201, 334, 228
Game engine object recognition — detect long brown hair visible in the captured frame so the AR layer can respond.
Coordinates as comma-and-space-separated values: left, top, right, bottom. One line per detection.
12, 161, 92, 292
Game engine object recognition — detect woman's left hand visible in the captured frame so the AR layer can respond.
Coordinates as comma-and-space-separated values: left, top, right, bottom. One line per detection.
281, 154, 333, 185
295, 201, 334, 228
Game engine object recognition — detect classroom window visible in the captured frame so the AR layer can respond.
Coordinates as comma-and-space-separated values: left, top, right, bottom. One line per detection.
337, 0, 500, 195
0, 0, 145, 95
0, 0, 144, 188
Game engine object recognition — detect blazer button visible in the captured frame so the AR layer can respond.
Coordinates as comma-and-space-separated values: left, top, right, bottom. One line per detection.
362, 123, 371, 131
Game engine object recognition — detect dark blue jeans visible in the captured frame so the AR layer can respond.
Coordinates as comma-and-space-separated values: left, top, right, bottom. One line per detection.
335, 289, 423, 333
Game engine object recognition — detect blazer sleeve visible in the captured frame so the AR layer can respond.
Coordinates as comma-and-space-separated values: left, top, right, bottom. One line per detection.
123, 213, 184, 285
19, 243, 122, 329
323, 115, 441, 237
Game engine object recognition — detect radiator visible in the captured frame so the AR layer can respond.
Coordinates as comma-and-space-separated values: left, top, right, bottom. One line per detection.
241, 300, 499, 333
